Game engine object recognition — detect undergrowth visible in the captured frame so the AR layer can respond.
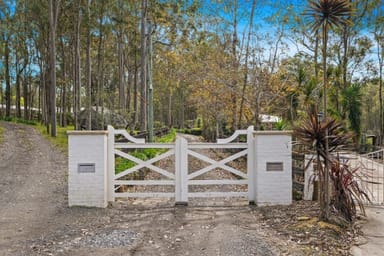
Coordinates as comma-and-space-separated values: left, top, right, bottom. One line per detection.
115, 129, 176, 175
0, 116, 38, 125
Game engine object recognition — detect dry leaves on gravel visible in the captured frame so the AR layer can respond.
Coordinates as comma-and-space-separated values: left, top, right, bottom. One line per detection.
258, 201, 363, 256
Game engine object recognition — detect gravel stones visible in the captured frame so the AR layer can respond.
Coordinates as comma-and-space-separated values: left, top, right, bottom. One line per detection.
75, 229, 139, 248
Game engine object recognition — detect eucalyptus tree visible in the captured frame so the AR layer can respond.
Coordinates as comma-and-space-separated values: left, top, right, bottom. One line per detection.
48, 0, 60, 136
305, 0, 352, 220
85, 0, 92, 130
140, 0, 147, 132
238, 0, 256, 128
73, 0, 81, 130
13, 1, 28, 118
369, 1, 384, 144
0, 1, 12, 117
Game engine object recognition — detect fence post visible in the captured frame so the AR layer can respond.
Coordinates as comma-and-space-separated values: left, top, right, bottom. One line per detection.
107, 125, 115, 202
175, 137, 188, 205
247, 126, 255, 204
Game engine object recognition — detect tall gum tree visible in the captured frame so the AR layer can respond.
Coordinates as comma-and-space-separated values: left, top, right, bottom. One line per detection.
48, 0, 60, 136
140, 0, 147, 132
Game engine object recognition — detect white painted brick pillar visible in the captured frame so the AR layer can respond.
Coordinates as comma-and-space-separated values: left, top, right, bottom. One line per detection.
253, 131, 292, 206
67, 131, 108, 208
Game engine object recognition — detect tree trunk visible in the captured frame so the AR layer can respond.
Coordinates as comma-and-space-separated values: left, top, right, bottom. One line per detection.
48, 0, 58, 137
133, 45, 138, 128
118, 0, 125, 112
86, 0, 92, 130
231, 0, 238, 131
38, 58, 44, 122
16, 72, 21, 118
321, 22, 330, 221
238, 0, 256, 127
23, 75, 28, 120
140, 0, 147, 131
5, 39, 11, 118
44, 64, 50, 132
15, 49, 22, 118
118, 32, 125, 111
126, 60, 132, 115
168, 90, 172, 127
74, 1, 81, 130
60, 38, 67, 127
15, 50, 27, 119
96, 0, 105, 118
314, 29, 319, 82
342, 24, 349, 90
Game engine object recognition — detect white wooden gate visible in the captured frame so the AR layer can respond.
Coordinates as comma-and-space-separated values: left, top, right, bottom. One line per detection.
68, 127, 292, 207
107, 126, 255, 204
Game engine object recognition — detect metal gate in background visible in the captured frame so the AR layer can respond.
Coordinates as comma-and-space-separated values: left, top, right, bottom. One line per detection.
358, 149, 384, 206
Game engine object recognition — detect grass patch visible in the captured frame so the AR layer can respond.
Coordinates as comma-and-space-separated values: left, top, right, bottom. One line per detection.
115, 129, 176, 175
35, 124, 74, 152
0, 116, 38, 125
155, 129, 176, 143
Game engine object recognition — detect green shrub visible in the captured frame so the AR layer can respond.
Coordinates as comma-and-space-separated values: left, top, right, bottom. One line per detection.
156, 129, 176, 143
2, 116, 13, 122
16, 118, 37, 125
273, 119, 288, 130
0, 116, 37, 125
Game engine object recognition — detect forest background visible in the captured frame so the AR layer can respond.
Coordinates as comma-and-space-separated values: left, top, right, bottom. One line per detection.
0, 0, 383, 144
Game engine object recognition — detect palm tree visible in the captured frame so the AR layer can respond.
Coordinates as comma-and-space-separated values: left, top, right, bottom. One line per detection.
305, 0, 352, 220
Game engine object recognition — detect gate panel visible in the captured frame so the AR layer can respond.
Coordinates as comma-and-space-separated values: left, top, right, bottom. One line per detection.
359, 150, 384, 205
186, 143, 249, 199
110, 127, 176, 200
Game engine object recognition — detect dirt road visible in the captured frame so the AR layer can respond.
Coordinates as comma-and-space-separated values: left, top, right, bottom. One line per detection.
0, 122, 68, 255
1, 122, 305, 256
